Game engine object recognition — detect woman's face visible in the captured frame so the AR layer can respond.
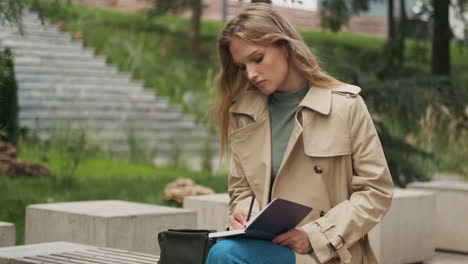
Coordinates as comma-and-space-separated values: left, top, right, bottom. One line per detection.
229, 37, 291, 95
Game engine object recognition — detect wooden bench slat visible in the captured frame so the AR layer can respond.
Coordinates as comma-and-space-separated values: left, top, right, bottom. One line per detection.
64, 252, 148, 264
24, 255, 94, 264
13, 257, 55, 264
74, 251, 156, 264
42, 253, 113, 264
92, 248, 158, 259
86, 249, 159, 262
55, 252, 128, 264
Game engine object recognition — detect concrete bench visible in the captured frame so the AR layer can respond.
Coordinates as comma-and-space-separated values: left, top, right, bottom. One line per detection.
408, 181, 468, 253
26, 200, 196, 255
184, 190, 437, 264
369, 188, 436, 264
0, 241, 159, 264
183, 193, 230, 231
0, 222, 15, 247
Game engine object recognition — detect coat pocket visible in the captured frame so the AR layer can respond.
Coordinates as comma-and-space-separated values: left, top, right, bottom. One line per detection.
302, 131, 352, 179
301, 108, 352, 157
303, 136, 352, 158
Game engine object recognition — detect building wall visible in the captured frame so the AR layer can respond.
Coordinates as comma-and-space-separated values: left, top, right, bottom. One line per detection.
57, 0, 388, 37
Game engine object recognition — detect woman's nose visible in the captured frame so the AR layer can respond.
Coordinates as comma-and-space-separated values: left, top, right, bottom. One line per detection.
246, 67, 258, 82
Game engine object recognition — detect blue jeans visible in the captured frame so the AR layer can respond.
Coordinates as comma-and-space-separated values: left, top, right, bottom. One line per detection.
206, 239, 295, 264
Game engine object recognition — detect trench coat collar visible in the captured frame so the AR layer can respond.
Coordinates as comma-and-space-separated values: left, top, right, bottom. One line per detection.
229, 85, 334, 117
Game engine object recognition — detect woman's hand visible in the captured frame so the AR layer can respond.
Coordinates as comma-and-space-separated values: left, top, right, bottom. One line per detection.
228, 210, 248, 230
272, 228, 312, 254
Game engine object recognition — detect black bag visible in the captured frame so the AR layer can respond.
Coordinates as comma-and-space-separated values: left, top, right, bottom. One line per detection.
158, 229, 216, 264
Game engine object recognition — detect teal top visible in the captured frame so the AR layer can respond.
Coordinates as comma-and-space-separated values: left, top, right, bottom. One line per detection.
268, 83, 309, 182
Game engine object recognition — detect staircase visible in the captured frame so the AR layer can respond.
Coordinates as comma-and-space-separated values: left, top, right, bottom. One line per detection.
0, 12, 218, 169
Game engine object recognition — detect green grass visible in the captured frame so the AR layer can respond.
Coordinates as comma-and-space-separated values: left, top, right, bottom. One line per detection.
1, 143, 228, 245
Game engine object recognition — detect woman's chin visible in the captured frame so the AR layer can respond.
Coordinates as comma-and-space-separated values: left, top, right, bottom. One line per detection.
257, 86, 275, 96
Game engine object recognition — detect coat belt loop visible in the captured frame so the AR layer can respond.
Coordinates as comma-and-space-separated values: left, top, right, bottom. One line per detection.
329, 235, 350, 263
336, 246, 351, 263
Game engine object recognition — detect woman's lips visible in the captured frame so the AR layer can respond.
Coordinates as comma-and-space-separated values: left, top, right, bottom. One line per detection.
255, 80, 266, 87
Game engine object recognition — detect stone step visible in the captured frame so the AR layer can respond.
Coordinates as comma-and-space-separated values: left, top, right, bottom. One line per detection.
2, 17, 57, 27
18, 110, 189, 123
97, 141, 218, 155
14, 56, 107, 68
18, 99, 175, 114
1, 33, 75, 45
16, 74, 132, 85
2, 39, 84, 52
10, 47, 96, 60
14, 64, 118, 76
33, 130, 210, 143
20, 119, 202, 132
0, 25, 71, 39
17, 82, 145, 95
0, 22, 61, 32
17, 89, 157, 102
30, 132, 217, 153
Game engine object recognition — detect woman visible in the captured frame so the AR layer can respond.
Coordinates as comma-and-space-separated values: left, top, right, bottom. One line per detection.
208, 3, 394, 264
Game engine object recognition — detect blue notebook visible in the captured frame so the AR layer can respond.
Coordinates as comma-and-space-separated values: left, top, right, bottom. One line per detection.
209, 198, 313, 241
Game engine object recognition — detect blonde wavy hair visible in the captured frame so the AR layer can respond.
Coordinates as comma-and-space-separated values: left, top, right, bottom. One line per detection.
212, 3, 343, 155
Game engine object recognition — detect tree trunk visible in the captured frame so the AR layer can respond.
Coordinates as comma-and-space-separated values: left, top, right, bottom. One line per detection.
252, 0, 272, 3
432, 0, 451, 75
397, 0, 406, 65
382, 0, 400, 77
388, 0, 395, 40
190, 0, 202, 54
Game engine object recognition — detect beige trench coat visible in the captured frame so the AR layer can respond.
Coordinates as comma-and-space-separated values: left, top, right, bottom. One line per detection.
227, 84, 394, 264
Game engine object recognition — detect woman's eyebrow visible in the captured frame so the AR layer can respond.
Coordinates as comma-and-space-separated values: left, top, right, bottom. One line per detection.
234, 50, 262, 65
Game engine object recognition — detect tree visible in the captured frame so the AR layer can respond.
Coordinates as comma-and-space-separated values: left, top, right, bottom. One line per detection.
0, 1, 23, 145
383, 0, 407, 76
320, 0, 372, 32
432, 0, 451, 75
150, 0, 204, 54
410, 0, 468, 75
0, 0, 24, 24
190, 0, 202, 53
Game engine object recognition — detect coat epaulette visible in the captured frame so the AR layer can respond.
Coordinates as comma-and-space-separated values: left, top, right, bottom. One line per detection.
331, 84, 361, 98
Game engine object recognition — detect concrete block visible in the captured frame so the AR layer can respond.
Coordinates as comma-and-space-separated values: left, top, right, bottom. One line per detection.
0, 222, 15, 247
0, 241, 159, 264
183, 194, 230, 231
408, 181, 468, 253
369, 188, 436, 264
25, 200, 196, 255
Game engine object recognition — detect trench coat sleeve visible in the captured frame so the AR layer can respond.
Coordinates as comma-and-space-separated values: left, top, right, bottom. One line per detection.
227, 152, 255, 214
300, 96, 394, 263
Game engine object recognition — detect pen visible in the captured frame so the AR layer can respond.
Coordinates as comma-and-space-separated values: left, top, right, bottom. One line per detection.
245, 196, 255, 225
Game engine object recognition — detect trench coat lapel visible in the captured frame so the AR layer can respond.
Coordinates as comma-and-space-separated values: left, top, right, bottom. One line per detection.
229, 90, 272, 208
272, 86, 332, 196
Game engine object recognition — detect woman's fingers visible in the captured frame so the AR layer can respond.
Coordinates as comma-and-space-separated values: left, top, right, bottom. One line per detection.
272, 232, 289, 245
229, 210, 247, 230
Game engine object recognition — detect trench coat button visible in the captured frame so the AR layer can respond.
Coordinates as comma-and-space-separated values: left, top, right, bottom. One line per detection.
320, 211, 325, 217
314, 165, 323, 174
